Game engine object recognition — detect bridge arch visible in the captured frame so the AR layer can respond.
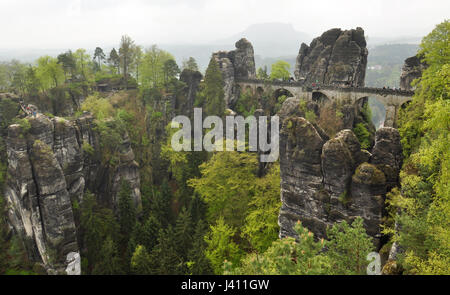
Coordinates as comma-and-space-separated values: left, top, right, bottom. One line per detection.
312, 91, 331, 104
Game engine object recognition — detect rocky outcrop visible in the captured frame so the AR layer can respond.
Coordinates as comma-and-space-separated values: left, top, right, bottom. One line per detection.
179, 69, 203, 116
399, 55, 427, 90
4, 113, 141, 273
279, 108, 402, 248
370, 127, 403, 190
212, 38, 256, 107
294, 27, 368, 86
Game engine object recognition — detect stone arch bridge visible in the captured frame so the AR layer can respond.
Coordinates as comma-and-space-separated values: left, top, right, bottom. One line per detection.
235, 79, 415, 127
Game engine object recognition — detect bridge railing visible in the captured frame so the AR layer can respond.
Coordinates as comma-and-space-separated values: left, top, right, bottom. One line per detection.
235, 78, 415, 97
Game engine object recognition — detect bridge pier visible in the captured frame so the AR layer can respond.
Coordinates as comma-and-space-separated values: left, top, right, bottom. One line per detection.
384, 104, 400, 128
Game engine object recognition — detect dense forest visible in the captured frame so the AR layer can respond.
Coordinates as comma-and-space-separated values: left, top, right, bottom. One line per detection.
0, 20, 448, 275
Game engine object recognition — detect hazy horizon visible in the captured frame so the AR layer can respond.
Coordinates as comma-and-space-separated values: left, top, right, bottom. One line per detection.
0, 0, 448, 50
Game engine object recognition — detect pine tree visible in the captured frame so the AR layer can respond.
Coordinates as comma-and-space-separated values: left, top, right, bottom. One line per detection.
150, 226, 184, 274
174, 207, 193, 260
92, 236, 124, 275
187, 220, 214, 275
200, 58, 225, 117
118, 180, 136, 246
131, 245, 152, 275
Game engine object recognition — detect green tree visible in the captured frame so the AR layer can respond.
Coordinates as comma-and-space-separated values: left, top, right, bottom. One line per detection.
188, 151, 258, 228
173, 207, 194, 260
390, 20, 450, 275
131, 245, 152, 274
35, 55, 64, 91
140, 45, 174, 88
182, 57, 199, 71
57, 50, 76, 80
118, 180, 136, 247
119, 35, 136, 88
150, 226, 184, 274
204, 217, 242, 274
92, 236, 124, 275
226, 221, 330, 275
270, 60, 291, 81
163, 59, 180, 84
79, 191, 118, 273
186, 220, 213, 275
242, 164, 281, 253
325, 217, 374, 274
93, 47, 106, 72
108, 48, 121, 74
257, 66, 269, 80
198, 58, 225, 117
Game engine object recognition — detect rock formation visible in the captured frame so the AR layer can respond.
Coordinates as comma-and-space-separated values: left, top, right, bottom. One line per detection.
278, 100, 403, 248
179, 69, 203, 116
4, 113, 141, 273
212, 38, 256, 107
399, 55, 427, 90
294, 27, 368, 86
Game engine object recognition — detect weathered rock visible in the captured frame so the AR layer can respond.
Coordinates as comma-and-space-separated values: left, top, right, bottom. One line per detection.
179, 69, 203, 116
212, 38, 256, 107
350, 163, 386, 246
400, 55, 427, 90
321, 130, 357, 196
278, 108, 400, 248
294, 27, 368, 86
278, 116, 327, 238
231, 38, 257, 79
370, 127, 403, 189
4, 113, 141, 273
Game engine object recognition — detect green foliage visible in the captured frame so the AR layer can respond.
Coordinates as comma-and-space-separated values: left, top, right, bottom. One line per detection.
353, 123, 371, 149
79, 191, 119, 274
81, 142, 94, 156
197, 58, 225, 117
226, 221, 330, 275
270, 60, 291, 81
35, 55, 65, 91
256, 66, 269, 80
118, 181, 136, 247
205, 217, 242, 274
235, 88, 257, 117
186, 220, 213, 274
242, 164, 281, 253
390, 20, 450, 274
81, 94, 115, 120
188, 151, 258, 228
131, 245, 152, 274
92, 236, 124, 275
326, 217, 374, 274
182, 57, 199, 71
0, 98, 19, 129
140, 45, 175, 89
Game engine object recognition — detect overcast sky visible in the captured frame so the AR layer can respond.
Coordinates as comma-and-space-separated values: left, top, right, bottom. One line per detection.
0, 0, 448, 49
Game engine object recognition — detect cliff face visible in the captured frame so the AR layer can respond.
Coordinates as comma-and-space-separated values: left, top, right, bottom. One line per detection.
278, 103, 402, 248
294, 27, 368, 86
212, 38, 256, 107
4, 113, 141, 274
179, 69, 203, 117
399, 55, 427, 90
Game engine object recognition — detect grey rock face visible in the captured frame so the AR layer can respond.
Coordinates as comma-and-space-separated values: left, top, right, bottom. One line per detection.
179, 69, 203, 116
370, 127, 403, 190
278, 109, 402, 248
4, 113, 141, 273
400, 55, 427, 90
294, 27, 368, 86
212, 38, 256, 107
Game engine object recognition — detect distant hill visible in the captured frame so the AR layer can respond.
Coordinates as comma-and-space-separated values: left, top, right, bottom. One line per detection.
365, 43, 420, 88
213, 23, 310, 58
